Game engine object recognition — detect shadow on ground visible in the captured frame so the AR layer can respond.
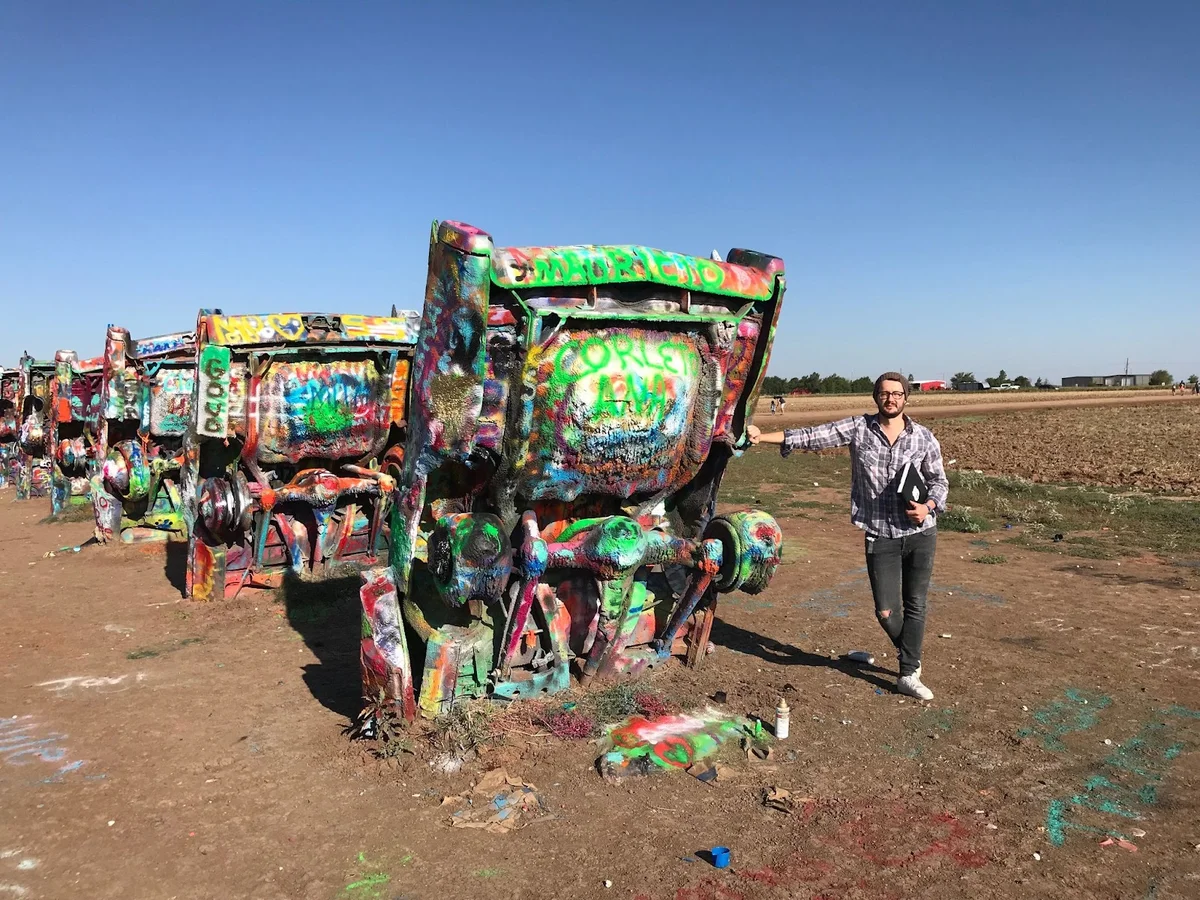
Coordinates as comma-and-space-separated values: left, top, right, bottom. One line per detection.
1053, 563, 1197, 592
164, 541, 188, 595
280, 573, 364, 721
710, 617, 896, 692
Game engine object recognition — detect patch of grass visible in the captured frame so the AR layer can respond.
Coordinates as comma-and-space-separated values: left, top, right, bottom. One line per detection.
723, 447, 852, 500
1061, 543, 1113, 560
939, 508, 991, 533
729, 451, 1199, 557
973, 554, 1007, 565
584, 682, 640, 722
126, 648, 159, 660
40, 503, 96, 524
951, 472, 1200, 557
1002, 534, 1056, 553
992, 496, 1065, 530
430, 700, 499, 756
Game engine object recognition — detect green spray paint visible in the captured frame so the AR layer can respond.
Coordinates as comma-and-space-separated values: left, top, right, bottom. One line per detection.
1045, 704, 1199, 846
306, 397, 354, 433
1018, 688, 1111, 751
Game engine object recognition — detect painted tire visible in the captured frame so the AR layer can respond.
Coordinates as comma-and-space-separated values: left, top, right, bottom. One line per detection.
703, 510, 783, 595
427, 513, 513, 606
104, 440, 150, 501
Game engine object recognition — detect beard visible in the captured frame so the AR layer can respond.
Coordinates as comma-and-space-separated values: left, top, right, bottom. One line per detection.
877, 403, 905, 420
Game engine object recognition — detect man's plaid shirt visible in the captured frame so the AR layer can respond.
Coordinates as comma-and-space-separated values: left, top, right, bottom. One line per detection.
781, 414, 949, 538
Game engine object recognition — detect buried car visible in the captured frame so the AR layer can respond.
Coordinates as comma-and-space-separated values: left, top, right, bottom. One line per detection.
183, 309, 420, 600
14, 353, 56, 500
47, 350, 104, 515
91, 327, 198, 543
359, 222, 786, 720
0, 367, 19, 488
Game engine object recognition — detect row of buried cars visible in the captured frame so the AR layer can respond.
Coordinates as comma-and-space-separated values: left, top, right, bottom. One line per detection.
0, 222, 788, 721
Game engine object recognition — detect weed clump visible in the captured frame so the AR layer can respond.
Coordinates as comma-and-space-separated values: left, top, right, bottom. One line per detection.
939, 508, 989, 533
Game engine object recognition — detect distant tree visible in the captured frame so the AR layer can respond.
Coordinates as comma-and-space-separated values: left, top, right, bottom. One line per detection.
950, 371, 976, 389
985, 369, 1009, 388
760, 375, 786, 393
1013, 375, 1031, 388
1149, 369, 1173, 386
850, 376, 874, 393
799, 371, 822, 394
1034, 377, 1044, 387
1188, 374, 1198, 386
820, 374, 852, 394
907, 373, 916, 383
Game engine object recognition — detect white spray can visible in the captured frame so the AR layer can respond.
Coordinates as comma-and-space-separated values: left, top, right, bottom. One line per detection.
774, 697, 790, 740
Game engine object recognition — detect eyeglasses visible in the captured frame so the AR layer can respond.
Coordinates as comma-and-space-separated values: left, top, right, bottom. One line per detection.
877, 391, 906, 400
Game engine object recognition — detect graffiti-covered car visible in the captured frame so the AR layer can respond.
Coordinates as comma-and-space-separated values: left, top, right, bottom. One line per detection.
360, 222, 786, 720
0, 367, 20, 488
15, 354, 56, 500
183, 310, 420, 600
92, 327, 197, 543
47, 350, 104, 515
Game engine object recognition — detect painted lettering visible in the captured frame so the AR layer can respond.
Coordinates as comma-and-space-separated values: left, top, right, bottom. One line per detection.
493, 245, 774, 300
195, 345, 232, 438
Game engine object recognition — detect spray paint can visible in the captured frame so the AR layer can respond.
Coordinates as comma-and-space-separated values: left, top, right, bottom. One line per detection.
774, 697, 790, 740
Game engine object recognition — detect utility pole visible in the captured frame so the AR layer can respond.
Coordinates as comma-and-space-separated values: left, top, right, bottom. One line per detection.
1125, 358, 1129, 376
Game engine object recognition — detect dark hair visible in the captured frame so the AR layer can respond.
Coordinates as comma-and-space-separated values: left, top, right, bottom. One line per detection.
874, 372, 910, 398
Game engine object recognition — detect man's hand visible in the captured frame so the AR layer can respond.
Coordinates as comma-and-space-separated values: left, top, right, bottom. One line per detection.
746, 425, 762, 445
906, 501, 929, 524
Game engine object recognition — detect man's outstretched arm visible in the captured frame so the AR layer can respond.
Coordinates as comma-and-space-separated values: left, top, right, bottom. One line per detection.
748, 417, 858, 456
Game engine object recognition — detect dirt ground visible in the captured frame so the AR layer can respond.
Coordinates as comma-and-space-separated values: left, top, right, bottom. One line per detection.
2, 476, 1198, 900
755, 389, 1200, 425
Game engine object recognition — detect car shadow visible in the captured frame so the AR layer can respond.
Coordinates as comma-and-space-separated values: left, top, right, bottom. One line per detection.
709, 617, 896, 692
280, 572, 364, 722
164, 541, 188, 596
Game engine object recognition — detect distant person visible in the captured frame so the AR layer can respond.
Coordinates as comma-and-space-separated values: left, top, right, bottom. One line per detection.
778, 395, 786, 414
769, 398, 776, 416
747, 373, 949, 701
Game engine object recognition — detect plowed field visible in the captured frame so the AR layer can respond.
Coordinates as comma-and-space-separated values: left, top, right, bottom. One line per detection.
934, 403, 1200, 495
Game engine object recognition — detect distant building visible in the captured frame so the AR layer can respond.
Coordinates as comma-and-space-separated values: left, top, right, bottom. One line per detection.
1061, 374, 1152, 388
953, 381, 986, 391
912, 379, 947, 391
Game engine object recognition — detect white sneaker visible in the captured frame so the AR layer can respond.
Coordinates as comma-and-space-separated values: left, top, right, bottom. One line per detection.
897, 672, 934, 701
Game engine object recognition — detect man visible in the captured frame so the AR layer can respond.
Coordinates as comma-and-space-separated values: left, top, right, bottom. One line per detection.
748, 373, 949, 701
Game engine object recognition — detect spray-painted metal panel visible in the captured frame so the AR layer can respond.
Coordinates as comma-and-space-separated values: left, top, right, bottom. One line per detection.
361, 222, 786, 723
91, 326, 198, 544
195, 345, 231, 438
0, 368, 20, 488
13, 354, 56, 501
47, 350, 104, 515
183, 309, 420, 600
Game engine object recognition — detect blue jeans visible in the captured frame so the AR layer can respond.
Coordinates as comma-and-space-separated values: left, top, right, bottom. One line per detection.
864, 528, 937, 677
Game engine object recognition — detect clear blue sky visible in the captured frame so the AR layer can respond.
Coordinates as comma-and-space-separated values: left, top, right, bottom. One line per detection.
2, 2, 1197, 383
